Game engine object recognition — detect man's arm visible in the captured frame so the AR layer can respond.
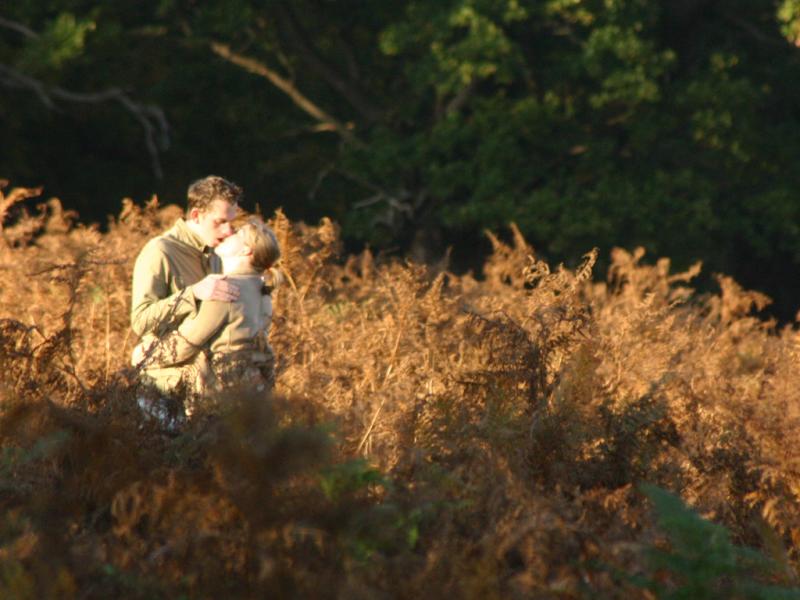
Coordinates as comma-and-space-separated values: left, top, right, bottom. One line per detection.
192, 274, 239, 302
130, 241, 199, 337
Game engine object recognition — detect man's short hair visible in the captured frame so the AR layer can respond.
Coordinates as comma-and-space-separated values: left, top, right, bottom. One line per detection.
187, 175, 242, 213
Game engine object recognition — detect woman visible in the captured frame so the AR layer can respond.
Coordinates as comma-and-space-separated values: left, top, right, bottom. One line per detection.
133, 218, 281, 416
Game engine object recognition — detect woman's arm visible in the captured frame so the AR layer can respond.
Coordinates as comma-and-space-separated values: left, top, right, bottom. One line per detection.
151, 301, 228, 367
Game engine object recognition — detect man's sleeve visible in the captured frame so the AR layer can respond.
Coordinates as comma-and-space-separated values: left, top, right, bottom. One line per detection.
130, 241, 199, 337
152, 301, 228, 367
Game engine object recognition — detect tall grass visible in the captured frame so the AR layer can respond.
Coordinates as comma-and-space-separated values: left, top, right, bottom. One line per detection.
1, 180, 799, 598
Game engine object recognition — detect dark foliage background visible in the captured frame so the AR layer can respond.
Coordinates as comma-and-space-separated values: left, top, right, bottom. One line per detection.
4, 0, 800, 318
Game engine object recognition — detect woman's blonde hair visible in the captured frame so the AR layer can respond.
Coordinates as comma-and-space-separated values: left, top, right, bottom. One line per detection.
239, 219, 281, 273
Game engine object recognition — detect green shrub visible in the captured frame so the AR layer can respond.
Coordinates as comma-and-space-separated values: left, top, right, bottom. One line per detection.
637, 484, 800, 600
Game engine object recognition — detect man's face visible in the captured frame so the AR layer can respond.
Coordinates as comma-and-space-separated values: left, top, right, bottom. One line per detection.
189, 199, 237, 248
215, 227, 248, 258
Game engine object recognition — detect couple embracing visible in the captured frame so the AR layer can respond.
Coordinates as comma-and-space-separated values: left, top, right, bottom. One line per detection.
130, 175, 280, 424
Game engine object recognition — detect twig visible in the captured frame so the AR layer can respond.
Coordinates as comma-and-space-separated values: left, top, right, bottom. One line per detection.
210, 41, 361, 146
273, 4, 383, 122
720, 11, 787, 48
357, 330, 403, 453
0, 16, 37, 39
0, 63, 170, 178
104, 286, 112, 385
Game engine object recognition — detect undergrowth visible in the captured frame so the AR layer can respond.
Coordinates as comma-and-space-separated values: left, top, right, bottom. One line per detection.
1, 180, 799, 598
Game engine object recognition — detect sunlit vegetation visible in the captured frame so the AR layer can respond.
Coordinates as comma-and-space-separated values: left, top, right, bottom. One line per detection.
1, 180, 799, 598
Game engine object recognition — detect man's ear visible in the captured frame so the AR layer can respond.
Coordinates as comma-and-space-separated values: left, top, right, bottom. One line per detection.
188, 207, 201, 223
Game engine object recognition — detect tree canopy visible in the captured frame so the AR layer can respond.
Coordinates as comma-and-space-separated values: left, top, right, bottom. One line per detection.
4, 1, 800, 317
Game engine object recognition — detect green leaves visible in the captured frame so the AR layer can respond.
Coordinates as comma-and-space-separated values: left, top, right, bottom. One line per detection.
639, 484, 800, 600
319, 460, 427, 561
319, 458, 387, 502
380, 0, 526, 97
15, 13, 95, 77
778, 0, 800, 45
584, 24, 675, 109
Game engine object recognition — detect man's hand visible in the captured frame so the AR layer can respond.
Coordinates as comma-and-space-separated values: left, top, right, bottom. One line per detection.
192, 274, 239, 301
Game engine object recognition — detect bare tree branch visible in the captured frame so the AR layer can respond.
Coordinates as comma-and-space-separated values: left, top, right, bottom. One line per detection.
441, 79, 478, 119
274, 5, 383, 123
0, 16, 38, 39
0, 63, 55, 108
0, 63, 170, 179
719, 11, 787, 48
210, 41, 361, 146
337, 167, 425, 233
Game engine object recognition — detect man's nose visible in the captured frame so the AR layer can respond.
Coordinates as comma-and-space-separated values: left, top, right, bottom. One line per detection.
221, 223, 233, 236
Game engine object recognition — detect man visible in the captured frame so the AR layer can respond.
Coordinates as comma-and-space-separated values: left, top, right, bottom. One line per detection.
131, 175, 241, 339
131, 175, 243, 427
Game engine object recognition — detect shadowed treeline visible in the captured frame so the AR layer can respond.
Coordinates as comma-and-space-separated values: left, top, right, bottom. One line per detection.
7, 2, 800, 318
1, 181, 800, 598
